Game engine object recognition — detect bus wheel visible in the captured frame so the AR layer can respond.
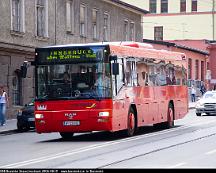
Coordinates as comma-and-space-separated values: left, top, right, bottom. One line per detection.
166, 103, 174, 128
127, 108, 136, 137
60, 132, 74, 140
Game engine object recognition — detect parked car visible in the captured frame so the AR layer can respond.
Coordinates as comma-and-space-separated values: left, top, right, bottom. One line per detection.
16, 99, 35, 131
195, 91, 216, 116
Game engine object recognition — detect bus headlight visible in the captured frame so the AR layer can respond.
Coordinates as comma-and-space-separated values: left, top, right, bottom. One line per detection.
98, 112, 109, 117
35, 114, 44, 119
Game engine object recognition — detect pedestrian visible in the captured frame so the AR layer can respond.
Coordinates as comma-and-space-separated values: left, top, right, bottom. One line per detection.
200, 84, 206, 95
191, 85, 196, 102
0, 85, 9, 126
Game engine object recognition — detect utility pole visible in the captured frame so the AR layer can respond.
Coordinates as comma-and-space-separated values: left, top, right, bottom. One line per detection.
213, 0, 215, 40
54, 0, 57, 45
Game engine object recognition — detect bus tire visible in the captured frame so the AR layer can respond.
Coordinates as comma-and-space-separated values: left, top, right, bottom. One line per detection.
60, 132, 74, 140
127, 107, 136, 137
166, 103, 174, 128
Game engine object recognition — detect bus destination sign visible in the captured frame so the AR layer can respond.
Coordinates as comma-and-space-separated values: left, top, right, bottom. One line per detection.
35, 46, 109, 64
47, 49, 97, 61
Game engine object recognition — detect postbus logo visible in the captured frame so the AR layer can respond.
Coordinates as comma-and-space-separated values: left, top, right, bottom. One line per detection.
65, 113, 77, 119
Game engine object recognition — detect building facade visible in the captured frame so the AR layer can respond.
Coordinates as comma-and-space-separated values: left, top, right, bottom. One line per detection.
122, 0, 216, 93
0, 0, 147, 119
122, 0, 216, 40
207, 42, 216, 89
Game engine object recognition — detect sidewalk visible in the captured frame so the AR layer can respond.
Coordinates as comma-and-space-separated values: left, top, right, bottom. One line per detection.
0, 102, 196, 135
189, 101, 196, 109
0, 119, 17, 134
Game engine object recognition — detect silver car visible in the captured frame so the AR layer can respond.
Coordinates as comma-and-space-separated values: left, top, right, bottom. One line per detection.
195, 91, 216, 116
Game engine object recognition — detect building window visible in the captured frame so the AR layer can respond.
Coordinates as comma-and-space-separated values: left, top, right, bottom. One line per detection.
149, 0, 157, 13
207, 62, 209, 70
180, 0, 186, 12
188, 58, 192, 79
129, 22, 135, 41
12, 72, 22, 106
36, 0, 48, 37
192, 0, 197, 12
154, 26, 163, 40
11, 0, 25, 32
66, 0, 74, 33
124, 20, 129, 41
161, 0, 168, 13
103, 13, 110, 41
92, 9, 99, 40
80, 4, 86, 37
195, 60, 199, 80
201, 61, 204, 81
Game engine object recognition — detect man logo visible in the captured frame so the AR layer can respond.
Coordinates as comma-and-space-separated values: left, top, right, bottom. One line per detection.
65, 113, 77, 119
37, 105, 47, 110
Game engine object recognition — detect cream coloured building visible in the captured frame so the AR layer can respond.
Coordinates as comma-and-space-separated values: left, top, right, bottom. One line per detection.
122, 0, 216, 40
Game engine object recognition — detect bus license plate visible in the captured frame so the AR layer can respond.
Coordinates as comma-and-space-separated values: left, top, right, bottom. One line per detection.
63, 121, 80, 126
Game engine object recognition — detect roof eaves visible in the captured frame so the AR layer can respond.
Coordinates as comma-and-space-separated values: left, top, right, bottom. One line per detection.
143, 39, 175, 47
143, 39, 209, 56
105, 0, 149, 14
175, 44, 209, 56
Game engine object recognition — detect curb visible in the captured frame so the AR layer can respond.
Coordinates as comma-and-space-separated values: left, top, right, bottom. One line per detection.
0, 129, 17, 135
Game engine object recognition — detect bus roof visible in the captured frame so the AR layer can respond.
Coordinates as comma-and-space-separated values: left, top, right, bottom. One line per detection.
38, 41, 186, 62
39, 41, 153, 49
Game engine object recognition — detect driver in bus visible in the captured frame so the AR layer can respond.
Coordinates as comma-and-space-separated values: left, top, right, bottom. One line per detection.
63, 72, 70, 84
62, 72, 71, 96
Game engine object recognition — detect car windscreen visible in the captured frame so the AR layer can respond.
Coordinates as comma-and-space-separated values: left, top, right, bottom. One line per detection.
203, 93, 216, 99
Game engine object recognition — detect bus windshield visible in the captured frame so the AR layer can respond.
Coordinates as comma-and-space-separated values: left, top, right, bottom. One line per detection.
36, 62, 111, 100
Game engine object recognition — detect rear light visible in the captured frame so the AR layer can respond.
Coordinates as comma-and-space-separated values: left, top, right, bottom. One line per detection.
35, 114, 44, 119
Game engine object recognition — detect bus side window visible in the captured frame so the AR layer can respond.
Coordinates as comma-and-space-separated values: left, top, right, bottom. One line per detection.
125, 58, 137, 86
125, 61, 132, 86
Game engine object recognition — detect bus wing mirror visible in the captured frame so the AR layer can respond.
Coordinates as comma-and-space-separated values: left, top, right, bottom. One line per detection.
109, 55, 117, 61
20, 61, 29, 78
31, 61, 36, 66
112, 63, 119, 75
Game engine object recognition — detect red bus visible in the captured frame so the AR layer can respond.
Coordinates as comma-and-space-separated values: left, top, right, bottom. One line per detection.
33, 42, 188, 139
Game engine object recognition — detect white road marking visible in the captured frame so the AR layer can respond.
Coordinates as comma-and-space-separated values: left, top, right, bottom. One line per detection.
205, 149, 216, 155
2, 118, 216, 168
168, 162, 187, 168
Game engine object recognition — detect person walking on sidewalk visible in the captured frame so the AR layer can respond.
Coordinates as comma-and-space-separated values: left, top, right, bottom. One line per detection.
0, 85, 9, 126
191, 85, 196, 102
